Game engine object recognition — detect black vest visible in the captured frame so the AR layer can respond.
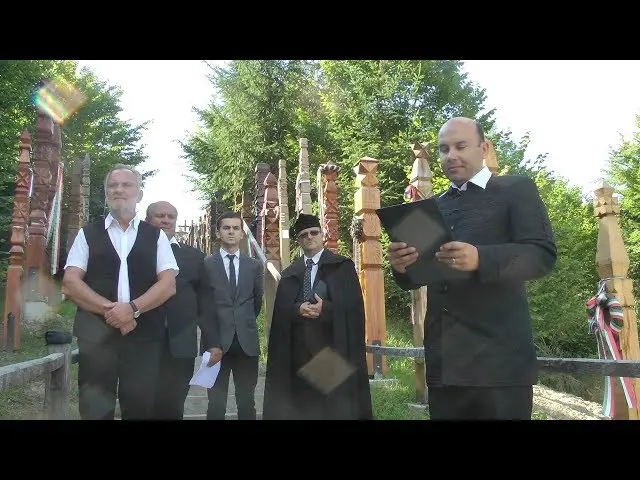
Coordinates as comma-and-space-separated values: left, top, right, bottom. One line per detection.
72, 219, 164, 343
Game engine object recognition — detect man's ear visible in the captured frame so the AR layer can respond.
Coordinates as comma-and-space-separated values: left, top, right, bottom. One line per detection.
137, 189, 144, 203
214, 229, 221, 239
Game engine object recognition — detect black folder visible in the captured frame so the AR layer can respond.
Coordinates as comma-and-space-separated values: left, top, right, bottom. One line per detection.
376, 198, 467, 287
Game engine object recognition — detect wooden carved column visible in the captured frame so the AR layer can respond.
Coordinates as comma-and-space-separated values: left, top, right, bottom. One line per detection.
82, 154, 91, 223
295, 138, 312, 216
354, 157, 387, 376
484, 140, 498, 175
320, 161, 340, 254
278, 159, 291, 269
254, 164, 270, 247
261, 172, 281, 271
240, 190, 253, 256
2, 128, 33, 350
593, 181, 640, 420
407, 143, 433, 403
261, 172, 281, 339
25, 111, 55, 305
66, 157, 84, 253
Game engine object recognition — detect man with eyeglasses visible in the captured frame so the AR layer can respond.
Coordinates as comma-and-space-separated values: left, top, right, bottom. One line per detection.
263, 213, 372, 420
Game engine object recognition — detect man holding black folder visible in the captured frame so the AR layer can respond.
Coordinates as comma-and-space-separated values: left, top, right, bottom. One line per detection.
387, 117, 557, 420
263, 213, 372, 420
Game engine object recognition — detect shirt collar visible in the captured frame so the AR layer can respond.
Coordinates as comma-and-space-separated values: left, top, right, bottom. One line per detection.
169, 236, 180, 247
104, 213, 140, 231
220, 247, 239, 258
304, 249, 324, 265
449, 165, 492, 192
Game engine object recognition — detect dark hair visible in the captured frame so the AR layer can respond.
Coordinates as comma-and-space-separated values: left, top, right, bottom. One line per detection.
216, 211, 242, 230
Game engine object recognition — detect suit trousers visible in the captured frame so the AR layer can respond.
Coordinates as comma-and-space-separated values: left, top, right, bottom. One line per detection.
427, 385, 533, 420
206, 333, 259, 420
152, 329, 196, 419
77, 335, 161, 420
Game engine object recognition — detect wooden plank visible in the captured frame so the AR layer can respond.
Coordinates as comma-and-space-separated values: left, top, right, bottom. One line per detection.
364, 344, 640, 378
0, 353, 65, 391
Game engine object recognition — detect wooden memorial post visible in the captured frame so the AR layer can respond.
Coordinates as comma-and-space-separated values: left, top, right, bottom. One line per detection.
593, 181, 640, 420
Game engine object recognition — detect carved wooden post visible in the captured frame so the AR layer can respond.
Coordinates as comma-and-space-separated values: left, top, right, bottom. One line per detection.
2, 128, 33, 350
261, 172, 281, 339
319, 161, 340, 254
593, 182, 640, 420
295, 138, 312, 216
82, 154, 91, 223
25, 111, 56, 300
240, 190, 253, 256
407, 143, 433, 403
278, 159, 291, 268
66, 157, 84, 253
484, 140, 498, 175
254, 164, 270, 246
354, 157, 387, 376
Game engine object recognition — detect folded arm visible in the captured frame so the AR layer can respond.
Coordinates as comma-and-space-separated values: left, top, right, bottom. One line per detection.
61, 267, 112, 315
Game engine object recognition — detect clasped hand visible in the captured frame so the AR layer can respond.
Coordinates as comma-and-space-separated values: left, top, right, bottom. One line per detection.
387, 241, 479, 273
103, 302, 137, 336
300, 294, 323, 319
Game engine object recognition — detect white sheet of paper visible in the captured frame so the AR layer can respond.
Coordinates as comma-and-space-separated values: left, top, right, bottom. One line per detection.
189, 351, 221, 389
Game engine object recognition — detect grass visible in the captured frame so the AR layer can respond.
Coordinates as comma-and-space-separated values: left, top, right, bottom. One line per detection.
0, 299, 79, 420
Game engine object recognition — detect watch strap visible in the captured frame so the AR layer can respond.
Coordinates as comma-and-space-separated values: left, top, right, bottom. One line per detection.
129, 301, 139, 313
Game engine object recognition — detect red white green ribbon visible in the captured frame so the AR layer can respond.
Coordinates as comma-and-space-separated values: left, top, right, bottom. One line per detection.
586, 289, 638, 417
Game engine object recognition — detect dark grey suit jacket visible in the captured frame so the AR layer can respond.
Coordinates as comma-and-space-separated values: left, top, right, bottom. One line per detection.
198, 250, 264, 357
164, 242, 205, 358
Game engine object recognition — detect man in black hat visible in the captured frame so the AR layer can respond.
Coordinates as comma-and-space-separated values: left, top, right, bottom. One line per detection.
263, 213, 372, 420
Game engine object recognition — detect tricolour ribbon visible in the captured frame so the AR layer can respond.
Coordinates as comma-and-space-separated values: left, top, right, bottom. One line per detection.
586, 288, 638, 417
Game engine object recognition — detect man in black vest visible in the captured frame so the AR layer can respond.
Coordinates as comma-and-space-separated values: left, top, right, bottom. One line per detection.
146, 200, 205, 419
388, 117, 557, 420
62, 164, 179, 420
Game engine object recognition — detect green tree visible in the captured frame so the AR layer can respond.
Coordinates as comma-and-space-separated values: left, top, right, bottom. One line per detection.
181, 60, 322, 213
606, 115, 640, 285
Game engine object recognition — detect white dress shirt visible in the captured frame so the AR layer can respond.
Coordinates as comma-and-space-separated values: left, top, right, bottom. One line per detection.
303, 249, 324, 287
64, 214, 179, 303
450, 165, 492, 192
219, 247, 240, 284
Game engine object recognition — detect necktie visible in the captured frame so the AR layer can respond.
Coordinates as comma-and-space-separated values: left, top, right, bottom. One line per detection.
228, 254, 237, 297
303, 258, 314, 301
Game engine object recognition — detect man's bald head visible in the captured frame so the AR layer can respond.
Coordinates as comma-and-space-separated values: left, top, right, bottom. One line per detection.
437, 117, 489, 186
146, 201, 178, 240
439, 117, 485, 143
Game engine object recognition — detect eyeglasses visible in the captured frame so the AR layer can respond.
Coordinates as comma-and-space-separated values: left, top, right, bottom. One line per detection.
297, 229, 321, 240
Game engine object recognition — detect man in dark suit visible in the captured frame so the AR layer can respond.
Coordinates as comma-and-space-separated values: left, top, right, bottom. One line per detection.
198, 211, 264, 420
388, 117, 557, 420
146, 201, 205, 420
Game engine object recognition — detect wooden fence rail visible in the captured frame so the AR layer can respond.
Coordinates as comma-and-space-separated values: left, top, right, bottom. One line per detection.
365, 343, 640, 378
0, 331, 78, 420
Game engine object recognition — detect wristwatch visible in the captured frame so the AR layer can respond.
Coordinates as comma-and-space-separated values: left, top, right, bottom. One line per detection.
129, 301, 141, 319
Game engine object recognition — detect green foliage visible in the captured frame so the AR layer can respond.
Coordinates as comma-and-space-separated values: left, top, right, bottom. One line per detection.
527, 171, 599, 359
606, 115, 640, 285
181, 60, 323, 212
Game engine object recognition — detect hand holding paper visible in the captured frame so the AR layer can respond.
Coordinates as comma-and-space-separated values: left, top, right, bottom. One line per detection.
189, 351, 221, 389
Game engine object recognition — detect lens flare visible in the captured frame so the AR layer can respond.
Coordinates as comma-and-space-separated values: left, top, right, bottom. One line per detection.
33, 77, 86, 124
